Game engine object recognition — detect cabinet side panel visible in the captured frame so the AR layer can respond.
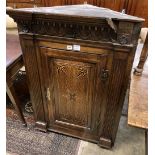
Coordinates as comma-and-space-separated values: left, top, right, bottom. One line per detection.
100, 52, 128, 146
19, 35, 45, 123
111, 47, 137, 143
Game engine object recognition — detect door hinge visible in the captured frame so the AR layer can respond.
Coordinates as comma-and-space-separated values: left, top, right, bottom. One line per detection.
101, 69, 109, 81
46, 88, 51, 101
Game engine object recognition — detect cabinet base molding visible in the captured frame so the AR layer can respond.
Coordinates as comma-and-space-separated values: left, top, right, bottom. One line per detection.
47, 126, 98, 143
35, 121, 47, 132
47, 125, 112, 149
98, 137, 112, 149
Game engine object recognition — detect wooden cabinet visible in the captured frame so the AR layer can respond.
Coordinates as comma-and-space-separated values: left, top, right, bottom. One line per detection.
38, 46, 111, 135
7, 4, 143, 148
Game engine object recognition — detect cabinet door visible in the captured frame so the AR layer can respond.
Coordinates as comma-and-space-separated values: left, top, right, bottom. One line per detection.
38, 47, 111, 134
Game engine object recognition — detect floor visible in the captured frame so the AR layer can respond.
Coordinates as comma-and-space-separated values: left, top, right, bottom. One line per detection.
78, 116, 145, 155
6, 115, 145, 155
6, 29, 146, 155
77, 41, 147, 155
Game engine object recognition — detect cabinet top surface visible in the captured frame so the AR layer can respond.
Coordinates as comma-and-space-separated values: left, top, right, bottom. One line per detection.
8, 4, 144, 22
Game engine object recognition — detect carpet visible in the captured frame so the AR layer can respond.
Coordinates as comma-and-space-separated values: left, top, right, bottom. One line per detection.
6, 83, 129, 155
6, 109, 80, 155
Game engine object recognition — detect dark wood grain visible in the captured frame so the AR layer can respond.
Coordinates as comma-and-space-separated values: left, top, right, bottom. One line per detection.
7, 4, 143, 148
19, 34, 47, 131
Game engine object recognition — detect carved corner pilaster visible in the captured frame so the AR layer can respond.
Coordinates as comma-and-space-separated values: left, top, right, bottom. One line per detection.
98, 137, 112, 149
35, 121, 47, 132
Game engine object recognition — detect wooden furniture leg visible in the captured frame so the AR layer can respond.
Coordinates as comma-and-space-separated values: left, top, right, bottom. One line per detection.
7, 33, 27, 126
6, 83, 27, 126
134, 34, 148, 75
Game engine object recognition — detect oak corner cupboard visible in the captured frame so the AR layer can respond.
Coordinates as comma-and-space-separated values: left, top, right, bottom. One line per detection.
7, 4, 144, 149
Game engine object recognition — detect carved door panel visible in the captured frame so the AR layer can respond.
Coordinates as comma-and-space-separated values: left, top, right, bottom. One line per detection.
38, 47, 111, 134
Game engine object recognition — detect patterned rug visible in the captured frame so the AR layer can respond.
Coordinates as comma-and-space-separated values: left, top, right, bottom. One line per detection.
6, 109, 80, 155
6, 85, 129, 155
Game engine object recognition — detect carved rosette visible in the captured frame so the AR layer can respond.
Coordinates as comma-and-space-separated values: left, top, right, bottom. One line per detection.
117, 34, 131, 45
17, 20, 31, 33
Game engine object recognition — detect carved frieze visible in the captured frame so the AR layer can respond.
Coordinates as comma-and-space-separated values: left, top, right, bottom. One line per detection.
17, 19, 116, 42
13, 16, 141, 45
16, 18, 138, 45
